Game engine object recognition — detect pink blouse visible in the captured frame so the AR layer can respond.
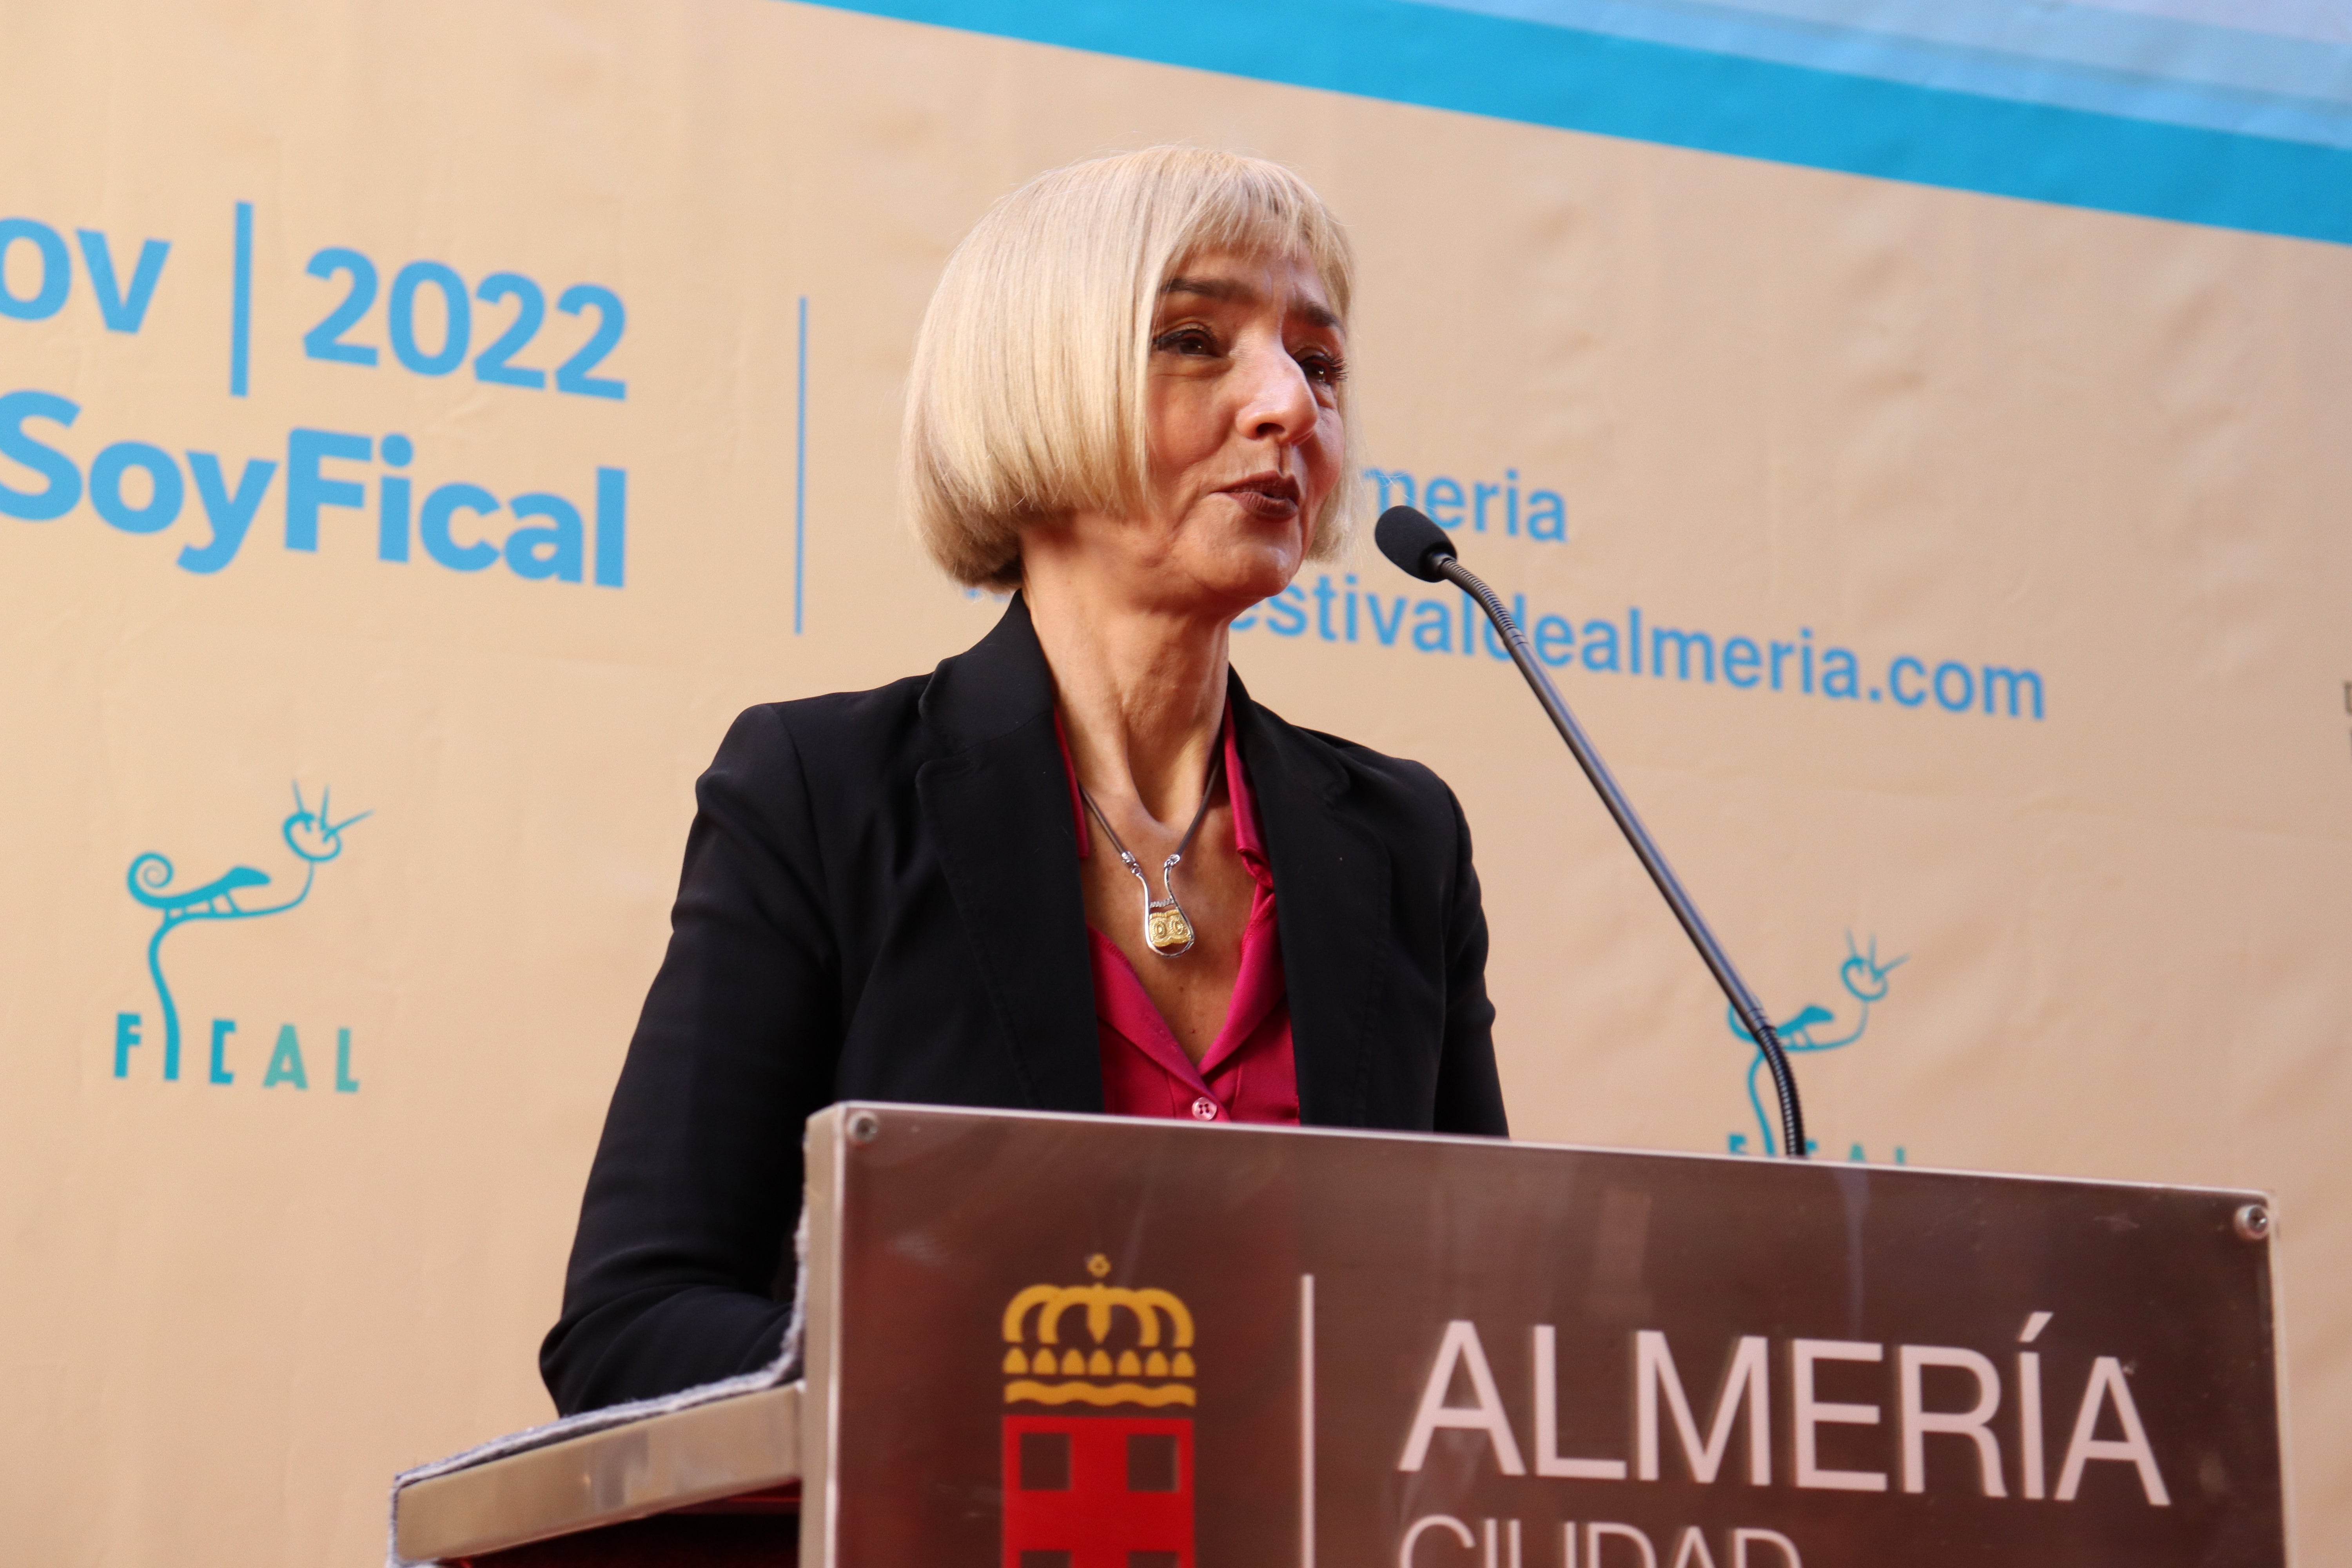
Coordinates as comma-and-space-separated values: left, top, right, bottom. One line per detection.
1055, 710, 1300, 1125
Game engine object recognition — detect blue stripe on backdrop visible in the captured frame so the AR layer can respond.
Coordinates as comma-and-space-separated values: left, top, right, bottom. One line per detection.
1421, 0, 2352, 150
789, 0, 2352, 246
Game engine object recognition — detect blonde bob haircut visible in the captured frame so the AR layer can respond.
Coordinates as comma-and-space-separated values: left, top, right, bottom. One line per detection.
903, 146, 1361, 589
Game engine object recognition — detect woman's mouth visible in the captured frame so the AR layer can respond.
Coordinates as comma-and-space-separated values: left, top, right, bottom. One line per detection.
1222, 473, 1302, 520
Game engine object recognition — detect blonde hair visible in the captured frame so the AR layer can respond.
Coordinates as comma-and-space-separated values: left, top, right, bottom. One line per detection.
903, 146, 1361, 589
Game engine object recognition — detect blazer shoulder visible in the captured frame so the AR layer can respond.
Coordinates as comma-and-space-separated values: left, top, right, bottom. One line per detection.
728, 595, 1056, 779
1241, 701, 1472, 886
1261, 707, 1462, 820
719, 672, 936, 782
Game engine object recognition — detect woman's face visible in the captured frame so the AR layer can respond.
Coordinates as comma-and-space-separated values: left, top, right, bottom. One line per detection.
1055, 247, 1346, 620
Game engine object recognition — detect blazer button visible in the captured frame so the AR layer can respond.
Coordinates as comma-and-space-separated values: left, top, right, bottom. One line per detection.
1190, 1097, 1220, 1121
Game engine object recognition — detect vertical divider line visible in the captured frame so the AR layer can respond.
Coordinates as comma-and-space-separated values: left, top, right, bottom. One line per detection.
229, 201, 254, 397
1300, 1272, 1316, 1568
794, 295, 808, 636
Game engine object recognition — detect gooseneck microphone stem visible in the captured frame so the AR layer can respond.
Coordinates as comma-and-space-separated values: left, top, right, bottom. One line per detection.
1430, 554, 1809, 1161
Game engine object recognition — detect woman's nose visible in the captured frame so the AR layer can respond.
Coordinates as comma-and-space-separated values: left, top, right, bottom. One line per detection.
1232, 339, 1318, 447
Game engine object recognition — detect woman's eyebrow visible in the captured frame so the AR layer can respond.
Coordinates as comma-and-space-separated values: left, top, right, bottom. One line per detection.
1161, 274, 1340, 332
1161, 275, 1247, 304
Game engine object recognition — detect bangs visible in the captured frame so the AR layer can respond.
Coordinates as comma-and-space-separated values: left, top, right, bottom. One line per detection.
1168, 167, 1354, 325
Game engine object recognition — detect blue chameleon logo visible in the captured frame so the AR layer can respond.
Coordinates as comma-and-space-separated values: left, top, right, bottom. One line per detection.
127, 784, 368, 1067
1727, 933, 1906, 1157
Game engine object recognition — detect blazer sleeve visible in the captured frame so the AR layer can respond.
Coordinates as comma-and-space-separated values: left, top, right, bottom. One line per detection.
539, 705, 841, 1415
1431, 786, 1509, 1137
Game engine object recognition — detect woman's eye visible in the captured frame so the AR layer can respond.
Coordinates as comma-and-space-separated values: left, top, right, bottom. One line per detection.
1151, 326, 1220, 357
1297, 352, 1347, 387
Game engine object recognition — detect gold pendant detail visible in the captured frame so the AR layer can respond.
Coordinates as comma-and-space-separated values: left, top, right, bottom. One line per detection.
1145, 899, 1196, 956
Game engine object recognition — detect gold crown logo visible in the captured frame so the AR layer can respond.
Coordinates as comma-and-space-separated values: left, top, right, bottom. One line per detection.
1001, 1254, 1196, 1408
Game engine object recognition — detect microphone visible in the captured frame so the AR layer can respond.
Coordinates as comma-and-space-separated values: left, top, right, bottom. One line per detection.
1375, 505, 1809, 1160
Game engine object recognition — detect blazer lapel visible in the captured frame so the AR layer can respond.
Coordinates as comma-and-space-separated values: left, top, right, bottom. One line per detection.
1232, 676, 1391, 1127
916, 599, 1103, 1112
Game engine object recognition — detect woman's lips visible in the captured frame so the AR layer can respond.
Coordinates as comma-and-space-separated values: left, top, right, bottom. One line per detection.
1222, 475, 1301, 520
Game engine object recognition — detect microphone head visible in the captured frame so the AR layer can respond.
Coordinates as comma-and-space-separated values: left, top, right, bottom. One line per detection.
1376, 506, 1457, 582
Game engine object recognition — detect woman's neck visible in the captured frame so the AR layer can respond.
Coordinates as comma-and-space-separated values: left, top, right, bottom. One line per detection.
1023, 573, 1230, 827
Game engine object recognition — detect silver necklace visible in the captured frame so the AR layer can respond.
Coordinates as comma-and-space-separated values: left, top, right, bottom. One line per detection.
1077, 740, 1227, 958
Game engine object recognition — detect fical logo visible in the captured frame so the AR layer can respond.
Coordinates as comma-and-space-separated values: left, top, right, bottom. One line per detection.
1726, 934, 1906, 1161
114, 782, 367, 1090
1001, 1254, 1196, 1567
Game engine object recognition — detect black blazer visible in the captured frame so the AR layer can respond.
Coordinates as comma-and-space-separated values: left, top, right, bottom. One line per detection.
541, 597, 1505, 1415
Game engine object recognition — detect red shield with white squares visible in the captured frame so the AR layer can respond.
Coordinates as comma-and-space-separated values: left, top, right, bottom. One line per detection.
1001, 1414, 1193, 1568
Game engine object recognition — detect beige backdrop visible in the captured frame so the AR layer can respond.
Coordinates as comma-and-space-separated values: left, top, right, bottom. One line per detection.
2, 0, 2345, 1561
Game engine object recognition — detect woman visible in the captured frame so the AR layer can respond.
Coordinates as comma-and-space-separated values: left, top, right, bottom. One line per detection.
541, 147, 1506, 1417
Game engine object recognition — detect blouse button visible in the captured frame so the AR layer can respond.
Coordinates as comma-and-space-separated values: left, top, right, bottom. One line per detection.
1190, 1097, 1220, 1122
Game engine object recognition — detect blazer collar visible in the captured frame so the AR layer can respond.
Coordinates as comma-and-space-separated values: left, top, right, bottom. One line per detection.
915, 597, 1103, 1111
916, 593, 1060, 748
1230, 673, 1391, 1128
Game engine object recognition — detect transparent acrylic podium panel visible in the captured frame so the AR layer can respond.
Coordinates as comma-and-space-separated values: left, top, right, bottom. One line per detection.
801, 1105, 2285, 1568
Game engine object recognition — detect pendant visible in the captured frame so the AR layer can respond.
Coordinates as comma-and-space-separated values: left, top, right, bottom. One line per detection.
1144, 895, 1196, 956
1137, 851, 1198, 957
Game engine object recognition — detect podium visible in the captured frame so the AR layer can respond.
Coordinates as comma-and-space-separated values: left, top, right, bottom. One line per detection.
394, 1104, 2289, 1566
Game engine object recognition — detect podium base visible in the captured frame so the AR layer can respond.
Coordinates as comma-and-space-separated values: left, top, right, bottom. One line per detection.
395, 1382, 801, 1565
454, 1508, 796, 1567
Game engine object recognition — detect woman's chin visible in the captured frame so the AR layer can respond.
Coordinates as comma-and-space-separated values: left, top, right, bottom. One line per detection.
1212, 531, 1307, 601
1197, 535, 1299, 596
1117, 516, 1306, 620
